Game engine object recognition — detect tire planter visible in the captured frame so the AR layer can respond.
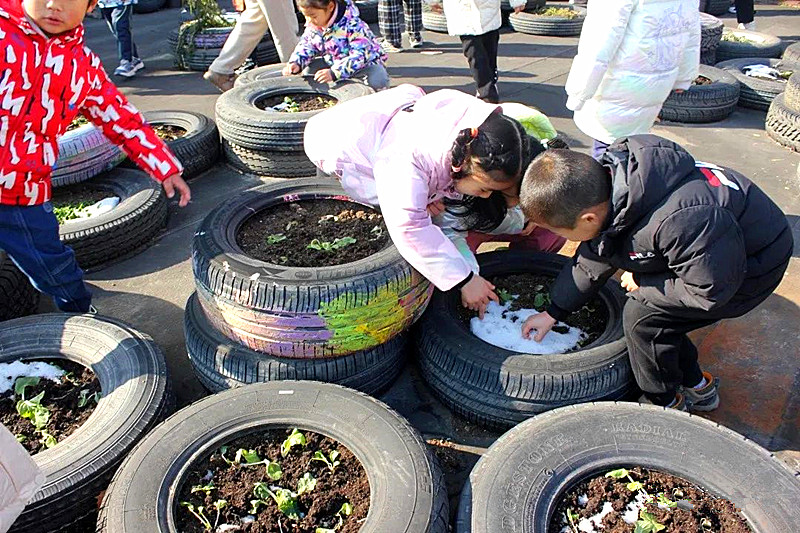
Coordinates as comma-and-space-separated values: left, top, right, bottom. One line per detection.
192, 178, 433, 358
58, 169, 168, 270
699, 12, 723, 66
716, 28, 783, 62
701, 0, 728, 16
98, 381, 448, 533
141, 110, 220, 179
500, 0, 544, 10
0, 251, 38, 322
659, 65, 739, 123
785, 72, 800, 110
508, 4, 586, 37
415, 251, 631, 429
717, 57, 792, 111
53, 123, 124, 188
222, 138, 317, 177
783, 41, 800, 69
766, 93, 800, 152
455, 402, 800, 532
422, 9, 448, 33
185, 292, 407, 394
233, 63, 286, 87
132, 0, 166, 14
215, 77, 373, 152
355, 0, 378, 23
2, 313, 171, 533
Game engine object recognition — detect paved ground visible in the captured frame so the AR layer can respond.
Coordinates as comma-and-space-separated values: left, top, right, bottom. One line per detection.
74, 2, 800, 519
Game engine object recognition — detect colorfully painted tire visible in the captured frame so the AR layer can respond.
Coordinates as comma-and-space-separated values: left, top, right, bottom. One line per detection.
508, 4, 586, 37
191, 178, 433, 358
717, 57, 790, 111
53, 123, 124, 188
716, 29, 783, 62
659, 65, 740, 123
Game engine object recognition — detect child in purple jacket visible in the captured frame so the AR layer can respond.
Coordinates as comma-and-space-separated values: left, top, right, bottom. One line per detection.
282, 0, 390, 90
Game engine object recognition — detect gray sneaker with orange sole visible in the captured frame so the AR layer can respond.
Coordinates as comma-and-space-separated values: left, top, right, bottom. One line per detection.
682, 371, 720, 411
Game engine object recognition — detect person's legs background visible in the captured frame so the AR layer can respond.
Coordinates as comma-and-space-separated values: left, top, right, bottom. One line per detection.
101, 4, 139, 65
0, 204, 92, 313
258, 0, 300, 61
403, 0, 422, 44
352, 63, 391, 90
734, 0, 755, 25
460, 30, 500, 103
379, 0, 403, 48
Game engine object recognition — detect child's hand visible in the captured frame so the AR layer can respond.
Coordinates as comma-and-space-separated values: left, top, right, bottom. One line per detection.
162, 174, 191, 207
620, 271, 639, 292
314, 69, 334, 84
232, 0, 245, 11
521, 311, 556, 342
513, 5, 525, 13
461, 274, 499, 319
427, 200, 445, 217
282, 63, 300, 76
520, 220, 538, 236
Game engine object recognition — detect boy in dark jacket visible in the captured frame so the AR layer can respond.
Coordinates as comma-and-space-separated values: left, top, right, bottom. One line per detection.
518, 135, 792, 410
1, 0, 191, 313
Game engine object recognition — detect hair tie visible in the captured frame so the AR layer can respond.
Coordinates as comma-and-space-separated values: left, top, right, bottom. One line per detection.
451, 164, 462, 173
470, 127, 479, 139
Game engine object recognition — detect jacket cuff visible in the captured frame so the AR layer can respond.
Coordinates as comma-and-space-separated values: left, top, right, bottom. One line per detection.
546, 302, 570, 322
565, 95, 586, 111
452, 271, 474, 292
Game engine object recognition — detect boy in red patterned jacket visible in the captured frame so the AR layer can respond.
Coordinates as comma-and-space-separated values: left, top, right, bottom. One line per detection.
0, 0, 191, 313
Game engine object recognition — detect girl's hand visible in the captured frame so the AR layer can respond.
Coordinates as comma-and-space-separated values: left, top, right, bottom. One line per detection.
282, 63, 300, 76
427, 200, 445, 217
521, 311, 556, 342
520, 220, 538, 236
461, 275, 499, 319
513, 5, 524, 13
314, 69, 334, 83
620, 271, 639, 292
162, 174, 191, 207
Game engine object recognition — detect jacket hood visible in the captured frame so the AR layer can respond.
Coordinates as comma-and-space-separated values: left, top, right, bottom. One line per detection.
596, 135, 697, 252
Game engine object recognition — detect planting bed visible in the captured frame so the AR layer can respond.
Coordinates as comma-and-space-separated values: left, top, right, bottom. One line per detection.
176, 428, 368, 533
51, 182, 111, 224
256, 94, 337, 113
153, 124, 187, 141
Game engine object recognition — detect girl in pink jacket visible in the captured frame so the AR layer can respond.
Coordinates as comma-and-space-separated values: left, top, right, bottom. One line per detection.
305, 84, 564, 316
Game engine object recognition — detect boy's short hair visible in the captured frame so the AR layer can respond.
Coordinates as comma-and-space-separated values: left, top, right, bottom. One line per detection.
520, 149, 611, 229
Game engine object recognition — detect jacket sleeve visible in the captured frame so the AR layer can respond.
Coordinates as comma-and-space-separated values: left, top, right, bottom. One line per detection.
673, 11, 701, 90
547, 240, 617, 321
288, 27, 321, 69
329, 21, 376, 80
81, 59, 182, 182
632, 206, 747, 313
436, 211, 480, 274
564, 0, 637, 111
373, 157, 473, 291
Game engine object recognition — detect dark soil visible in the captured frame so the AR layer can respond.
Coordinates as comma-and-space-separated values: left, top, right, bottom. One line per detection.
176, 428, 369, 533
693, 75, 712, 85
51, 182, 109, 208
0, 360, 101, 454
550, 466, 752, 532
66, 115, 89, 131
153, 124, 187, 141
256, 93, 337, 112
237, 199, 389, 267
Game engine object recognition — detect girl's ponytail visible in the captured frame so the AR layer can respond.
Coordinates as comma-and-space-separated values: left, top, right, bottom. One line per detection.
450, 127, 480, 177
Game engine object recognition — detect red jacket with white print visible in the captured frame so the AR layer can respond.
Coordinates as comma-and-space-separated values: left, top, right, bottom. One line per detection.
0, 0, 182, 206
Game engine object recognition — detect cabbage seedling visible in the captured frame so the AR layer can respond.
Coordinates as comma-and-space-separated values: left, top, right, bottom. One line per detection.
15, 376, 56, 447
605, 468, 644, 492
180, 502, 212, 530
297, 472, 317, 495
267, 234, 287, 245
190, 482, 215, 496
311, 449, 341, 472
77, 389, 101, 408
307, 237, 357, 251
634, 510, 665, 533
315, 501, 353, 533
281, 428, 307, 457
224, 447, 282, 479
251, 482, 303, 521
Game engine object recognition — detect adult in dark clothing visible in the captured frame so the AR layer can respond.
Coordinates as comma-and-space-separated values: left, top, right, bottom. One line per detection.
731, 0, 756, 30
518, 135, 792, 409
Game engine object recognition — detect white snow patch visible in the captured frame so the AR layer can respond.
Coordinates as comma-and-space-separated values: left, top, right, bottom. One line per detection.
622, 492, 649, 524
240, 515, 255, 524
470, 300, 585, 354
577, 501, 614, 532
216, 525, 240, 532
578, 494, 589, 506
0, 361, 65, 394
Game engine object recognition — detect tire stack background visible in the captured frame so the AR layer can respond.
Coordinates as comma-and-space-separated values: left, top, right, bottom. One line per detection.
700, 13, 723, 65
766, 72, 800, 152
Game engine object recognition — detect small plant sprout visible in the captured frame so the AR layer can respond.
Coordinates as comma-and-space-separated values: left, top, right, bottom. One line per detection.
311, 449, 341, 472
180, 501, 213, 531
656, 493, 677, 509
307, 237, 357, 252
39, 430, 57, 448
267, 461, 283, 481
604, 468, 644, 492
297, 472, 317, 495
369, 225, 383, 238
496, 289, 513, 305
314, 501, 353, 533
15, 434, 26, 443
634, 510, 666, 533
533, 292, 551, 309
700, 517, 713, 530
281, 428, 307, 457
226, 448, 282, 479
267, 233, 287, 245
190, 482, 215, 496
14, 376, 56, 447
235, 448, 263, 465
565, 507, 580, 533
77, 389, 101, 408
14, 376, 40, 397
212, 499, 227, 529
251, 482, 302, 521
283, 96, 301, 113
285, 220, 299, 231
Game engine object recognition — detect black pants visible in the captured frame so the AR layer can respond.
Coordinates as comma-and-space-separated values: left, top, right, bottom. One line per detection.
735, 0, 755, 24
460, 30, 500, 103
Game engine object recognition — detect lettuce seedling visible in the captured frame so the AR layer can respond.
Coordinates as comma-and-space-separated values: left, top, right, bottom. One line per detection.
180, 501, 212, 531
15, 377, 53, 444
311, 450, 341, 472
267, 234, 287, 245
251, 482, 302, 521
496, 289, 513, 305
224, 447, 282, 479
297, 472, 317, 495
605, 468, 644, 492
634, 510, 665, 533
77, 389, 101, 408
315, 501, 353, 533
281, 428, 307, 457
656, 493, 677, 509
191, 482, 215, 496
307, 237, 357, 252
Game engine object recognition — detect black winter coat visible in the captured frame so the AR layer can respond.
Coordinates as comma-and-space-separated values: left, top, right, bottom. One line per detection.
547, 135, 793, 320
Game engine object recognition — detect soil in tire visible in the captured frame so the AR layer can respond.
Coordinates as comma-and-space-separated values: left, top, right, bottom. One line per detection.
237, 199, 389, 267
255, 93, 337, 112
176, 428, 369, 533
153, 124, 187, 141
0, 360, 101, 454
549, 466, 752, 532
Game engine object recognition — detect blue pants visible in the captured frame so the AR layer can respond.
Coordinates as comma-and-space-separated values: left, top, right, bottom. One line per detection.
0, 204, 92, 312
101, 4, 138, 63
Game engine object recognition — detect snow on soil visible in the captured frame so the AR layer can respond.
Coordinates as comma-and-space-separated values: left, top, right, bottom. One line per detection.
470, 300, 585, 354
559, 500, 614, 533
0, 361, 65, 395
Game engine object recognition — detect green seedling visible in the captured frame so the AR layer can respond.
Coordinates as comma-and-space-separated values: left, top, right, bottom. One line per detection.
315, 501, 353, 533
281, 428, 307, 457
533, 6, 579, 18
53, 202, 92, 224
634, 510, 666, 533
297, 472, 317, 495
62, 371, 82, 386
15, 377, 55, 447
700, 517, 713, 530
212, 499, 227, 529
604, 468, 644, 492
180, 501, 212, 531
267, 233, 287, 245
223, 447, 282, 479
283, 96, 301, 113
370, 225, 383, 238
77, 389, 101, 408
496, 289, 513, 305
15, 434, 26, 443
190, 482, 215, 496
14, 376, 40, 397
307, 237, 357, 252
533, 292, 551, 309
286, 220, 299, 231
311, 449, 341, 472
656, 493, 677, 509
39, 430, 57, 449
565, 507, 580, 533
251, 482, 303, 520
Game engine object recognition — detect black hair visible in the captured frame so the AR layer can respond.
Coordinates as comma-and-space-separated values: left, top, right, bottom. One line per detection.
444, 112, 545, 232
296, 0, 334, 9
519, 149, 611, 229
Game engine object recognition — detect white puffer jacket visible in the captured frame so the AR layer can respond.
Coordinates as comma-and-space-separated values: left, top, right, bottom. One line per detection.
565, 0, 700, 144
442, 0, 525, 36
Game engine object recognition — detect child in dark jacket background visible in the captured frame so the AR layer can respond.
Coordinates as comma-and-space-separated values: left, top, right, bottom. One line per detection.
518, 135, 792, 411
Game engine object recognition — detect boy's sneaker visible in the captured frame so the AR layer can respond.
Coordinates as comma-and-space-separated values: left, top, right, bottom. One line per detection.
728, 6, 736, 13
737, 21, 756, 30
114, 59, 140, 78
203, 70, 235, 92
682, 371, 720, 412
131, 57, 145, 72
638, 392, 687, 411
409, 36, 424, 49
381, 40, 403, 54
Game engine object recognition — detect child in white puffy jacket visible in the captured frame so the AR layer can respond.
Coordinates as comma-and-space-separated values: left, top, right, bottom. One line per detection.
565, 0, 700, 157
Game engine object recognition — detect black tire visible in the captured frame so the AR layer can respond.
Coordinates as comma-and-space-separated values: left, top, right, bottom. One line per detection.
0, 251, 38, 321
422, 10, 448, 33
785, 72, 800, 110
142, 110, 220, 179
508, 4, 586, 37
766, 93, 800, 152
185, 292, 406, 394
3, 313, 171, 533
53, 124, 124, 188
455, 402, 800, 532
783, 42, 800, 69
415, 251, 631, 429
356, 0, 378, 23
192, 178, 432, 358
716, 29, 783, 62
717, 57, 789, 111
699, 13, 723, 63
57, 169, 168, 271
215, 78, 374, 152
98, 381, 448, 533
659, 65, 740, 123
132, 0, 165, 13
702, 0, 728, 15
234, 63, 287, 87
222, 138, 317, 177
250, 38, 280, 66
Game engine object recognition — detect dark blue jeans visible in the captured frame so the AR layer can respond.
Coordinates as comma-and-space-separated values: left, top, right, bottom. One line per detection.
0, 203, 92, 312
101, 4, 138, 62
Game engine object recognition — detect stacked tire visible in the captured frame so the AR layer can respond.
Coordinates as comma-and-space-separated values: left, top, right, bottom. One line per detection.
137, 110, 221, 179
659, 64, 740, 123
716, 28, 783, 63
701, 0, 729, 16
766, 72, 800, 152
508, 3, 586, 37
53, 122, 124, 188
186, 178, 433, 394
216, 77, 373, 177
717, 58, 791, 111
422, 4, 448, 33
0, 252, 38, 321
700, 13, 723, 66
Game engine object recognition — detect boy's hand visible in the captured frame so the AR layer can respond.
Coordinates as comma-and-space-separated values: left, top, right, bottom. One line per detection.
314, 69, 334, 84
521, 311, 556, 342
162, 174, 191, 207
427, 200, 445, 217
461, 274, 499, 319
282, 63, 300, 76
620, 271, 639, 292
